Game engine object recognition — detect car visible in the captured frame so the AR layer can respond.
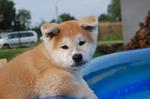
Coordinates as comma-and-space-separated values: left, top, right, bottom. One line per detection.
0, 31, 38, 49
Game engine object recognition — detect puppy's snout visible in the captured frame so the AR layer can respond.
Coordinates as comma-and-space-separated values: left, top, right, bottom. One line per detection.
72, 54, 82, 63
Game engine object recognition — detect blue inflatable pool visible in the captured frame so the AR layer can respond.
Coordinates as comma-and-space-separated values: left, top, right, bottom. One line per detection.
82, 48, 150, 99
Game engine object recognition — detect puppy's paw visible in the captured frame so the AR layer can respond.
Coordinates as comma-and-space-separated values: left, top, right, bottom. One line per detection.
85, 92, 98, 99
90, 94, 98, 99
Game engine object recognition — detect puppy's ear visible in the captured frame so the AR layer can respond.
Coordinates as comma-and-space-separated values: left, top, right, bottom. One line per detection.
41, 23, 60, 39
79, 16, 97, 31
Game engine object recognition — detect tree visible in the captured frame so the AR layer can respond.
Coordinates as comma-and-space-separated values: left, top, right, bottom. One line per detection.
0, 0, 32, 31
50, 19, 57, 23
14, 9, 31, 30
0, 0, 16, 30
58, 13, 75, 22
98, 14, 109, 22
107, 0, 121, 21
32, 20, 46, 39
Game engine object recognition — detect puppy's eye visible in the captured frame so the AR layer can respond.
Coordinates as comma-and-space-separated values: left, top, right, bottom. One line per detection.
79, 41, 86, 46
61, 45, 69, 49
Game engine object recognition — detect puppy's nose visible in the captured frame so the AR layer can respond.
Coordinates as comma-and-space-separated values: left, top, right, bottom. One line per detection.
72, 54, 82, 63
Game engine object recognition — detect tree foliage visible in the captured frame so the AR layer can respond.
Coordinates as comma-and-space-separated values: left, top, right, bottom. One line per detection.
14, 9, 31, 30
0, 0, 31, 31
98, 0, 121, 22
98, 14, 109, 22
50, 19, 57, 23
108, 0, 121, 21
0, 0, 16, 30
50, 13, 76, 23
58, 13, 75, 22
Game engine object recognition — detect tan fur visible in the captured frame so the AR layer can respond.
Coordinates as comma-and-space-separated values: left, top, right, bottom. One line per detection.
0, 16, 97, 99
52, 21, 94, 49
0, 59, 7, 69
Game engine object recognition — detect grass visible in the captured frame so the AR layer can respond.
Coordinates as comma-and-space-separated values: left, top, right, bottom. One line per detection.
98, 40, 123, 45
0, 40, 123, 60
0, 47, 104, 60
93, 49, 104, 57
0, 22, 123, 60
0, 48, 30, 60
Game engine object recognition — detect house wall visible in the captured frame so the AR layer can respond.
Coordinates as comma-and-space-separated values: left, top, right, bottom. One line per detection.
121, 0, 150, 44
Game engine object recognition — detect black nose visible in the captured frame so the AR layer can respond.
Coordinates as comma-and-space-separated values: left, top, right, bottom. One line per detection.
72, 54, 83, 63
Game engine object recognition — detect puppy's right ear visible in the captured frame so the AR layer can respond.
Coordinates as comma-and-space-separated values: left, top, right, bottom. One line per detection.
41, 23, 60, 39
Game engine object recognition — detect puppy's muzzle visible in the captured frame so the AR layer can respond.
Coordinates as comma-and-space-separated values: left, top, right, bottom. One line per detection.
72, 54, 82, 63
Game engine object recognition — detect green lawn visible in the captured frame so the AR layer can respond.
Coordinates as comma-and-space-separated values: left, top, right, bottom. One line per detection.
94, 49, 103, 57
0, 48, 30, 60
0, 40, 123, 60
0, 47, 103, 60
98, 40, 123, 45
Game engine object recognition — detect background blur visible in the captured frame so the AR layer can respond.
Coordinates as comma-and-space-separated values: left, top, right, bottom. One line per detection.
0, 0, 122, 60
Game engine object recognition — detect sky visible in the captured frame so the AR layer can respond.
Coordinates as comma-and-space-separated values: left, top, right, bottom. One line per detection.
13, 0, 111, 27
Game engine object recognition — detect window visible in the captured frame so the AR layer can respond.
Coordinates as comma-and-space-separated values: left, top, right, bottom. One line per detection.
8, 33, 19, 39
20, 32, 34, 38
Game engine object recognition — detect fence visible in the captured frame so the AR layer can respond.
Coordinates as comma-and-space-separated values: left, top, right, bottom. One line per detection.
98, 22, 123, 41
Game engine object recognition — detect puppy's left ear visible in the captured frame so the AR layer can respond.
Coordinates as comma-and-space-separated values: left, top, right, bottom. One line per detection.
79, 16, 98, 42
79, 16, 98, 31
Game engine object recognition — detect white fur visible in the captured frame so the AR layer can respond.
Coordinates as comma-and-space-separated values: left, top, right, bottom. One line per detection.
41, 27, 51, 35
34, 72, 97, 99
38, 17, 98, 99
45, 33, 97, 70
41, 20, 98, 69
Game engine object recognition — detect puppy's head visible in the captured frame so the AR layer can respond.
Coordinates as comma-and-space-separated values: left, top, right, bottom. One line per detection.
41, 16, 98, 70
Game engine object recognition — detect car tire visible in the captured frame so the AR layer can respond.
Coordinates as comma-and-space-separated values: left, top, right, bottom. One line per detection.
2, 44, 10, 49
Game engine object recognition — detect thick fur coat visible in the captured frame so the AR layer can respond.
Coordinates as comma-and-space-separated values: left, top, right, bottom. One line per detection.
0, 16, 98, 99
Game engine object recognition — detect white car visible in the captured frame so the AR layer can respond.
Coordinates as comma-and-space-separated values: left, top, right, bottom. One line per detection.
0, 31, 38, 49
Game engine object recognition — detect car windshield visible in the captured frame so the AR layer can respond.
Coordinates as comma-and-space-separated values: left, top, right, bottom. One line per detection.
8, 33, 19, 39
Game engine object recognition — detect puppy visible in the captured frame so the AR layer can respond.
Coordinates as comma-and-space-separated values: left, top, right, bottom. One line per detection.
0, 16, 98, 99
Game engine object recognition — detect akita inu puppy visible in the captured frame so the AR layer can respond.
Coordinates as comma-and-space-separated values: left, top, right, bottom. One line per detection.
0, 16, 98, 99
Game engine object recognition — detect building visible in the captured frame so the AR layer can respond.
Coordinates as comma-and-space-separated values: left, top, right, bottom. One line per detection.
121, 0, 150, 44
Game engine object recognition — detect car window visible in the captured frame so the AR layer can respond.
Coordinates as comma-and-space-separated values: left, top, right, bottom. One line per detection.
20, 32, 34, 38
8, 33, 19, 39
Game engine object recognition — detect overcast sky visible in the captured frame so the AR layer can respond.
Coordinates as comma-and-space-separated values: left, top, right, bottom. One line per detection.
13, 0, 111, 27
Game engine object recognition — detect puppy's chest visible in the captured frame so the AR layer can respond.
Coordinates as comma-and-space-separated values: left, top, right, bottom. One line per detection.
34, 72, 84, 97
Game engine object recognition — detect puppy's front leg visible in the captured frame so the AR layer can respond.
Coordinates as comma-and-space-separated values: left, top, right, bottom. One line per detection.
80, 87, 98, 99
80, 80, 98, 99
85, 90, 98, 99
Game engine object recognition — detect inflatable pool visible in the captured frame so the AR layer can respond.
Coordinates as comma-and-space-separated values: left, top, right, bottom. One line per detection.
82, 48, 150, 99
37, 48, 150, 99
